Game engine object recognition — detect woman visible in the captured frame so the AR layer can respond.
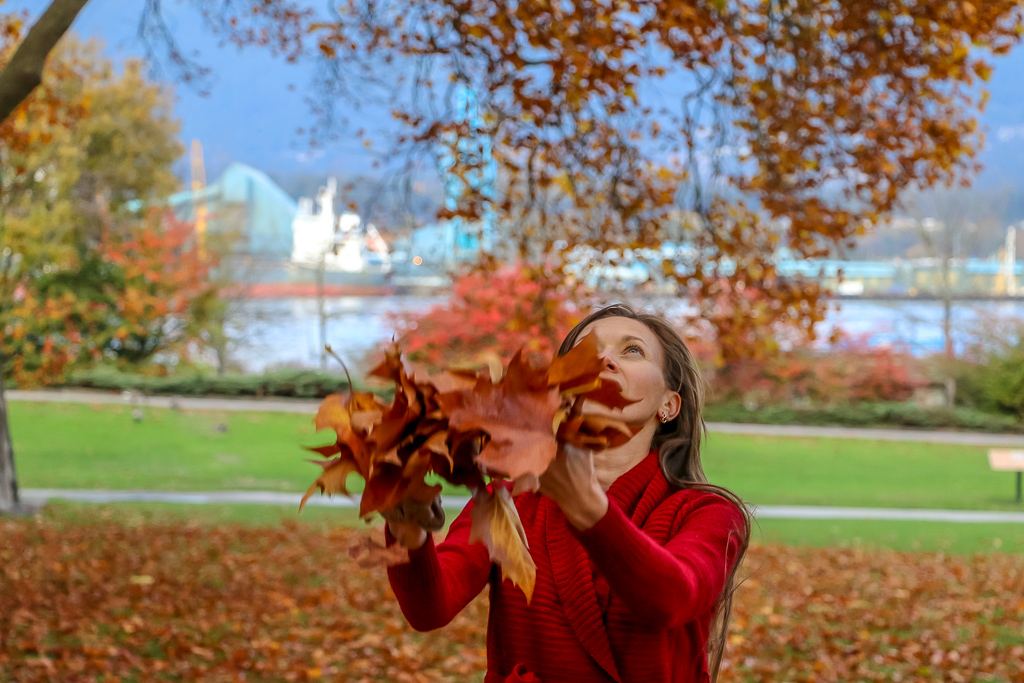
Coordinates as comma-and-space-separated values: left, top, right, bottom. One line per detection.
385, 304, 751, 683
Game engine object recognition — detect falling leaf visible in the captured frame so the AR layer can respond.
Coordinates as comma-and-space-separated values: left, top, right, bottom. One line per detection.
300, 456, 360, 510
348, 535, 410, 569
557, 414, 642, 450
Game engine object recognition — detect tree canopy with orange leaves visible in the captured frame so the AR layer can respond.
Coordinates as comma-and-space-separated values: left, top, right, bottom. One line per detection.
188, 0, 1024, 358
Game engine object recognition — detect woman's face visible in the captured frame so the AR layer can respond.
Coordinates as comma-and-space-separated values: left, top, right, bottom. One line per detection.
574, 316, 680, 425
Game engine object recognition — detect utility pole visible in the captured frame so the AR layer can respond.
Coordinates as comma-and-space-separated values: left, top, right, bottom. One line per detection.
1006, 225, 1018, 296
317, 251, 327, 371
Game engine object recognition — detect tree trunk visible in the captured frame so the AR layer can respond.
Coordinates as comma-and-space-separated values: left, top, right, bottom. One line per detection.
0, 358, 20, 513
0, 0, 92, 124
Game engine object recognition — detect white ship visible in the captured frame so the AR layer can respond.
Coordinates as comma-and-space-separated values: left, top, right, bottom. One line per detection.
290, 178, 391, 275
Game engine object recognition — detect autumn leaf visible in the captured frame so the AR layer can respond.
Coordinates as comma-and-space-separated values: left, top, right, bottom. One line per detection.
313, 392, 378, 470
299, 456, 360, 511
348, 535, 410, 569
546, 332, 605, 389
359, 464, 407, 517
441, 357, 562, 480
574, 377, 640, 412
557, 414, 641, 450
469, 487, 536, 602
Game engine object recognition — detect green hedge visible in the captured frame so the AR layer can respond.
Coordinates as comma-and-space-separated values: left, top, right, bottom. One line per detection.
703, 401, 1024, 434
63, 367, 364, 399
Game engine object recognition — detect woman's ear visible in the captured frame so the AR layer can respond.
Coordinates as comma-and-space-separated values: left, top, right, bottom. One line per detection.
662, 391, 682, 421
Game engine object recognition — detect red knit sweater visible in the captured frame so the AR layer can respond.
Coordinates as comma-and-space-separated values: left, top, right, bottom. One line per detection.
387, 452, 746, 683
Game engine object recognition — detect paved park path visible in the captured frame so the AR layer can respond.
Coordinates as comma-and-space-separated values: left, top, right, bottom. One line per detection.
11, 388, 1024, 447
12, 389, 1024, 522
19, 488, 1024, 523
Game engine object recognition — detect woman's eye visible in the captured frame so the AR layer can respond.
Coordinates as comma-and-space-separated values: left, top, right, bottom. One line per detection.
625, 344, 644, 356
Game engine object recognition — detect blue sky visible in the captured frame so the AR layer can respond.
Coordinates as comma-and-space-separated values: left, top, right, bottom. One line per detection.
30, 0, 381, 179
15, 0, 1024, 188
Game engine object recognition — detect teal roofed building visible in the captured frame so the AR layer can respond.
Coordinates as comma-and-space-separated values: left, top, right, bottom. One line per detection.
166, 162, 297, 259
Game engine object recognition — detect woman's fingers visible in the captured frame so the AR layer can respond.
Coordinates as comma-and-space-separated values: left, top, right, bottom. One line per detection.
407, 498, 446, 532
382, 497, 445, 534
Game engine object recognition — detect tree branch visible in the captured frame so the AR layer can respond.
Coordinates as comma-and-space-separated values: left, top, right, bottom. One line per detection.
0, 0, 91, 124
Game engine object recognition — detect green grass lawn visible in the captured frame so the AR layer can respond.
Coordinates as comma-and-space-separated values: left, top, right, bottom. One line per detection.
11, 401, 335, 492
749, 518, 1024, 555
702, 431, 1024, 511
8, 396, 1024, 554
12, 401, 1024, 511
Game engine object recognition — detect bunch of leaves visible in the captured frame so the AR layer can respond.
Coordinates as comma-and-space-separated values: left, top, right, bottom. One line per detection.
301, 335, 638, 600
4, 515, 1024, 682
389, 260, 587, 371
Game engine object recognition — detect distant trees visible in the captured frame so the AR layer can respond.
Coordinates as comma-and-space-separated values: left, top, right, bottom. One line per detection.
0, 25, 217, 512
1, 37, 216, 385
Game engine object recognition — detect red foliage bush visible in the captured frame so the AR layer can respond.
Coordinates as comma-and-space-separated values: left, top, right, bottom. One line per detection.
705, 335, 929, 407
389, 267, 926, 407
3, 210, 217, 387
389, 262, 587, 369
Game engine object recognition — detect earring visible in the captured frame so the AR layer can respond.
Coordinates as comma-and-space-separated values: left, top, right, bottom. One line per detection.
660, 412, 668, 423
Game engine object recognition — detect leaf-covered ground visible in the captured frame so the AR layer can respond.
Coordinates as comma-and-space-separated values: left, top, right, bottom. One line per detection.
2, 518, 1023, 682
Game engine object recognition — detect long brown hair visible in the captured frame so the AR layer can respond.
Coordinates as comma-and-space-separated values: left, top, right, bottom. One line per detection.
558, 303, 751, 682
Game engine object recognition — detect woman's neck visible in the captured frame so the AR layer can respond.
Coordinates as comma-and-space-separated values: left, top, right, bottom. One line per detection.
591, 422, 657, 491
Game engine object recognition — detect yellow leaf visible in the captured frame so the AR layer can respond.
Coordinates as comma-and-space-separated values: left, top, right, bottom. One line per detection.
469, 487, 536, 602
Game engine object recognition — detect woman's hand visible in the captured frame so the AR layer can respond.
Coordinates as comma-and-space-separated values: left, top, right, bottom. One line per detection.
538, 445, 609, 531
382, 497, 445, 550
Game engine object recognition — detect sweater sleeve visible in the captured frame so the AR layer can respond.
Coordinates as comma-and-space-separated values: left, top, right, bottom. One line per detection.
386, 498, 492, 632
574, 494, 745, 630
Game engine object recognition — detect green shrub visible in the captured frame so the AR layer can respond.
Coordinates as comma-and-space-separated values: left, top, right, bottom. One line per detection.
63, 366, 363, 399
952, 318, 1024, 419
703, 401, 1024, 434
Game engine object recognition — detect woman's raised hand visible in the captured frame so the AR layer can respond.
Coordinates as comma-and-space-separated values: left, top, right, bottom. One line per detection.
383, 497, 445, 550
538, 444, 609, 531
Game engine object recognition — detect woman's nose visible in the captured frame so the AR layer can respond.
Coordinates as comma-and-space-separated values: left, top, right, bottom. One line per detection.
600, 351, 618, 373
